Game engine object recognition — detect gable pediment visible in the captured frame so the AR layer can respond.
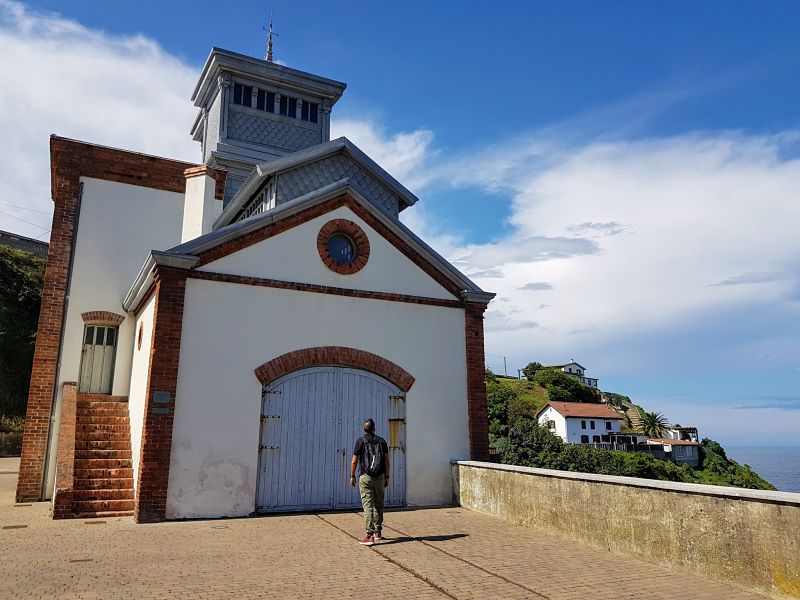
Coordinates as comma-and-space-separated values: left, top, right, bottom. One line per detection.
216, 137, 418, 227
123, 184, 493, 313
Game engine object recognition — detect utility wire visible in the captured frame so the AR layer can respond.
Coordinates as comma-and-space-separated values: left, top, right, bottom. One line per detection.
0, 201, 50, 214
0, 209, 50, 231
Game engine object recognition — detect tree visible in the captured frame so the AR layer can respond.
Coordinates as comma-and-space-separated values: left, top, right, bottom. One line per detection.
533, 368, 601, 403
521, 361, 543, 381
0, 245, 45, 417
639, 410, 670, 438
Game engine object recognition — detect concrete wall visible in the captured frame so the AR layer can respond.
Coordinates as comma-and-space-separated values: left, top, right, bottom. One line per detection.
127, 295, 156, 489
166, 277, 468, 519
452, 461, 800, 600
45, 177, 185, 498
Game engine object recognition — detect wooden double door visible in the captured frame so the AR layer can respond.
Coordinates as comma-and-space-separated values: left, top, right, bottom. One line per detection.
256, 367, 406, 512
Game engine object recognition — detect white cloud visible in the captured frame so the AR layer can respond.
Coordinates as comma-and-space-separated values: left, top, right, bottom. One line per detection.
439, 132, 800, 382
0, 0, 199, 237
330, 118, 434, 189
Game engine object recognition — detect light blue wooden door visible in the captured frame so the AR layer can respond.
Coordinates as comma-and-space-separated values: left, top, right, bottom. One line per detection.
335, 368, 406, 509
256, 366, 406, 513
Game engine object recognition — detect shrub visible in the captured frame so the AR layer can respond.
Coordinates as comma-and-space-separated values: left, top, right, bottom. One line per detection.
0, 416, 25, 434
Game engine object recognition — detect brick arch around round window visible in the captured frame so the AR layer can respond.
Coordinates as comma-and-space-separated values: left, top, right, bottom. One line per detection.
254, 346, 415, 392
81, 311, 125, 326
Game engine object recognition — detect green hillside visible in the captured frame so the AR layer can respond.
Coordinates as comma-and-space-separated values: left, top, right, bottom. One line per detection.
486, 368, 775, 491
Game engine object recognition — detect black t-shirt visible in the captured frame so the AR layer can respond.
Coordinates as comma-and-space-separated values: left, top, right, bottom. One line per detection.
353, 433, 389, 476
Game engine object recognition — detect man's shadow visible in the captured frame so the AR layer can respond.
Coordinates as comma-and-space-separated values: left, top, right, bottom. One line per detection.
379, 533, 468, 545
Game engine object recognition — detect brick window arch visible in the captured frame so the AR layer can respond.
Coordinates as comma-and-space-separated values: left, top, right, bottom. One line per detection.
81, 311, 125, 326
254, 346, 415, 391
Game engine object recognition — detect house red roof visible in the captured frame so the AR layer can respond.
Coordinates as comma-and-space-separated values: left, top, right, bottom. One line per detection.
538, 401, 622, 420
646, 438, 699, 446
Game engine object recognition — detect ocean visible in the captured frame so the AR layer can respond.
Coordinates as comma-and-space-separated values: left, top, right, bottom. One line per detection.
725, 446, 800, 493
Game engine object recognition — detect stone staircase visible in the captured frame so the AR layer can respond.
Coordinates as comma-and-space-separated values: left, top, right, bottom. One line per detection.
627, 405, 644, 433
72, 396, 135, 518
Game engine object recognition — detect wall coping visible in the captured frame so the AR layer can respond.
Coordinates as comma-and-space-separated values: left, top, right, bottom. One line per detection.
452, 460, 800, 507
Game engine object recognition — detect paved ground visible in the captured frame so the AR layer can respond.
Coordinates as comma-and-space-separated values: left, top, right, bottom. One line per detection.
0, 457, 766, 599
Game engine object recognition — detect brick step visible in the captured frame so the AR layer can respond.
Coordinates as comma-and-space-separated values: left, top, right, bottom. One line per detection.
72, 499, 135, 513
73, 511, 133, 519
75, 419, 131, 436
76, 395, 128, 403
77, 408, 129, 417
74, 440, 131, 451
74, 458, 132, 469
76, 415, 130, 425
73, 488, 134, 501
74, 467, 133, 480
74, 449, 133, 460
73, 477, 134, 490
77, 430, 131, 442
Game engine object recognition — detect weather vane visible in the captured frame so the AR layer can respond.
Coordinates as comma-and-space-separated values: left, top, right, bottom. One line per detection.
263, 14, 278, 63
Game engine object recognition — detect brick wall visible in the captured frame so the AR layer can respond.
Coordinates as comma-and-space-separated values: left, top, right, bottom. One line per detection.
135, 266, 187, 523
17, 136, 196, 503
465, 302, 489, 461
52, 382, 77, 518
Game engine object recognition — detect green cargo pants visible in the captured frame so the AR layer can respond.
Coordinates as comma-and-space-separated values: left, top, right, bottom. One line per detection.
358, 473, 385, 535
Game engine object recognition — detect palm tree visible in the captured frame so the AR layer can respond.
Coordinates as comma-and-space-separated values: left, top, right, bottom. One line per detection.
639, 410, 670, 438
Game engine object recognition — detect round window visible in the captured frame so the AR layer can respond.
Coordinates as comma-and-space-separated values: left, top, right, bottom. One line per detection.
326, 234, 356, 265
317, 219, 370, 274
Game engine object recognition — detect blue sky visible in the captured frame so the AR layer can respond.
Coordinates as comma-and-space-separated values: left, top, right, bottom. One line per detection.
2, 1, 800, 445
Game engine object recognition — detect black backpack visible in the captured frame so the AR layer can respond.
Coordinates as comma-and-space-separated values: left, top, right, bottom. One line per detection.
361, 435, 386, 477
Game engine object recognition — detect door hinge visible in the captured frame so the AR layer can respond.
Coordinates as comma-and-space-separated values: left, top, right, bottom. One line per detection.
389, 394, 406, 402
260, 415, 280, 422
259, 445, 279, 450
262, 389, 282, 399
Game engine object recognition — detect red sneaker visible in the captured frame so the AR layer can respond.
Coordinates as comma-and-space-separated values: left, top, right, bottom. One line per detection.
358, 535, 374, 546
373, 531, 383, 541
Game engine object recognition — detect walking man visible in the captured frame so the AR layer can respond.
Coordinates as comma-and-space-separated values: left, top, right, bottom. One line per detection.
350, 418, 390, 546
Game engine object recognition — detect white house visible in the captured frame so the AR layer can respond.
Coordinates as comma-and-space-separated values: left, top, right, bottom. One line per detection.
536, 401, 623, 444
17, 47, 494, 522
545, 361, 599, 388
646, 439, 700, 467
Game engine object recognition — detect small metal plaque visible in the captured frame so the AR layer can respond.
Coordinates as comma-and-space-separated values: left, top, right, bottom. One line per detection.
153, 391, 171, 404
152, 407, 169, 415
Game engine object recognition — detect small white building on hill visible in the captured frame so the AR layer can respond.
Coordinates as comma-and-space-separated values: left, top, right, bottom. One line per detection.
545, 361, 599, 388
536, 401, 623, 444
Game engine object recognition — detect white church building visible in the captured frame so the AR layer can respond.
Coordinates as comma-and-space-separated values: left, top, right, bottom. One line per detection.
17, 47, 494, 522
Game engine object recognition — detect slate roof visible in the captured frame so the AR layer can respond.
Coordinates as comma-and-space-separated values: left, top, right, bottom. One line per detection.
215, 137, 418, 228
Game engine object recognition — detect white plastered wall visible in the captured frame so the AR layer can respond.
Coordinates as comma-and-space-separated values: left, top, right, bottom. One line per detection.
127, 295, 156, 489
45, 177, 185, 498
166, 283, 469, 519
538, 406, 567, 441
198, 205, 458, 301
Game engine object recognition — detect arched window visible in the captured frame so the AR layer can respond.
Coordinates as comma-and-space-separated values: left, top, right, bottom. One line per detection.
580, 435, 589, 444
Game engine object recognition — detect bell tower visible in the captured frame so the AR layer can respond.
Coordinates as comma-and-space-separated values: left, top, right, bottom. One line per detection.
191, 47, 347, 203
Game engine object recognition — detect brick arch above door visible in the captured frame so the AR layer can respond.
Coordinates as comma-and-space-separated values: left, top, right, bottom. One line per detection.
254, 346, 415, 392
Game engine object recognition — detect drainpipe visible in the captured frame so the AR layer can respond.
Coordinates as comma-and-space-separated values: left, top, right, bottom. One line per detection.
40, 181, 83, 500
